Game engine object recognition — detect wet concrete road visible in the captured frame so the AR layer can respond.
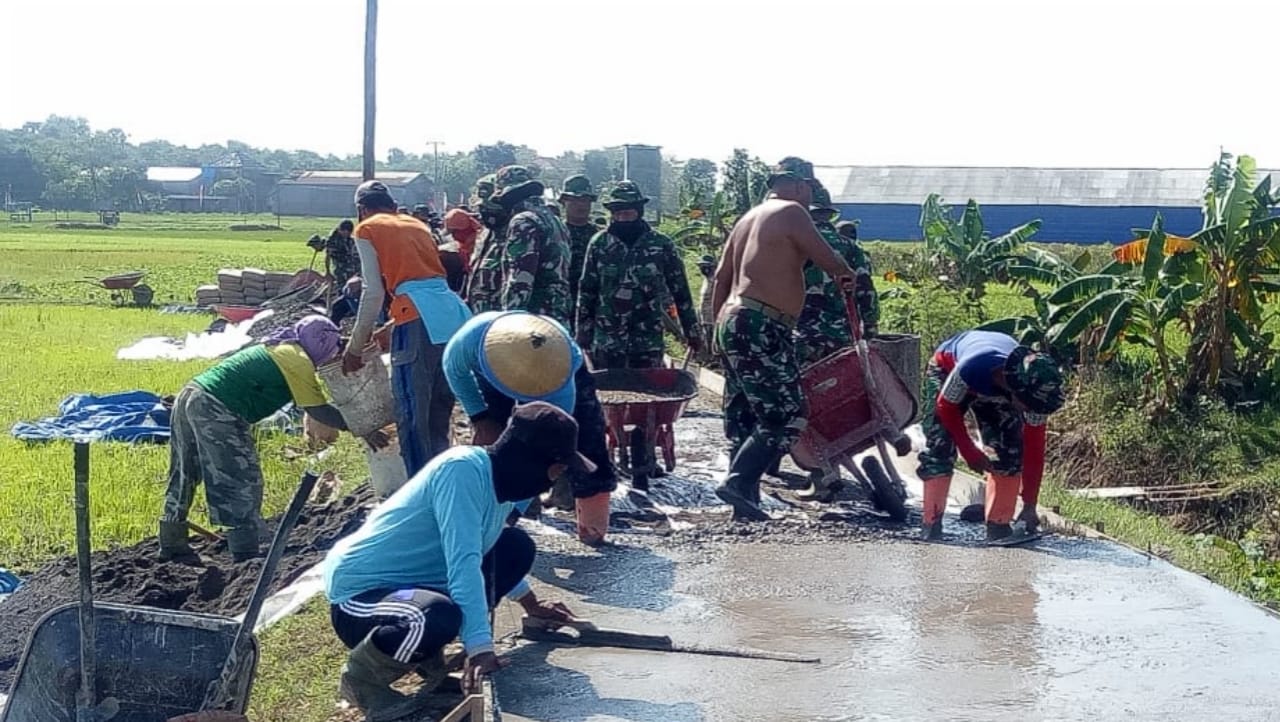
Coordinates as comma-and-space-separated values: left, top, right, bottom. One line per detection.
495, 407, 1280, 721
497, 535, 1280, 722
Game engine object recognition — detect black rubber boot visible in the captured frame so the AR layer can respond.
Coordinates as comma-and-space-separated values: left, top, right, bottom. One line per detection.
629, 428, 650, 492
157, 520, 196, 561
985, 522, 1013, 542
227, 526, 262, 562
714, 437, 774, 522
339, 634, 435, 722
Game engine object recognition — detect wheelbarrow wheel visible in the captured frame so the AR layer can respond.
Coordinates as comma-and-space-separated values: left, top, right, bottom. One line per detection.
861, 456, 907, 522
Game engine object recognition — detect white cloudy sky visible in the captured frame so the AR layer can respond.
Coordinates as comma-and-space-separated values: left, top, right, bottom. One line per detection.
3, 0, 1276, 168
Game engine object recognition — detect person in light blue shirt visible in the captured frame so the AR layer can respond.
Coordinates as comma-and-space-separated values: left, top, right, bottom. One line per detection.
443, 310, 617, 543
324, 402, 589, 720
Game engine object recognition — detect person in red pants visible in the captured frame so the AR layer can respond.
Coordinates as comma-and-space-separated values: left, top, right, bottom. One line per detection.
916, 331, 1065, 542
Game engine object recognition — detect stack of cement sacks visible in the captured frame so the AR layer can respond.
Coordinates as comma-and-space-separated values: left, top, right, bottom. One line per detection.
195, 268, 301, 308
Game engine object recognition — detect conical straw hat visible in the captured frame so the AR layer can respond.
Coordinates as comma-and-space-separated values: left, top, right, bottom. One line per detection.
482, 313, 572, 398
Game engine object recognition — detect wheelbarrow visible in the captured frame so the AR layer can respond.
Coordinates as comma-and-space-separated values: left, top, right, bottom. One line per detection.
789, 290, 918, 521
79, 272, 153, 307
593, 365, 699, 491
1, 444, 319, 722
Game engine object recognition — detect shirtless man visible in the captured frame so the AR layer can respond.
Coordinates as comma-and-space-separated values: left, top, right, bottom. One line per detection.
711, 157, 855, 520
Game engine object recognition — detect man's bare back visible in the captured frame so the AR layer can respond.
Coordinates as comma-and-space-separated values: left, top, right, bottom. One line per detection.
712, 198, 853, 320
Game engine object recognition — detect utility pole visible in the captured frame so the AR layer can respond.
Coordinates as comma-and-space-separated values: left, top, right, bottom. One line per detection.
362, 0, 378, 181
425, 140, 442, 184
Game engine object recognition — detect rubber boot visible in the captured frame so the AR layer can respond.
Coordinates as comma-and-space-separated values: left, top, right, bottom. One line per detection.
714, 437, 774, 522
227, 525, 262, 562
986, 522, 1013, 542
1015, 499, 1040, 535
920, 476, 952, 540
339, 634, 435, 722
984, 472, 1020, 543
546, 475, 574, 510
576, 491, 611, 546
158, 520, 196, 561
629, 429, 650, 492
412, 649, 448, 694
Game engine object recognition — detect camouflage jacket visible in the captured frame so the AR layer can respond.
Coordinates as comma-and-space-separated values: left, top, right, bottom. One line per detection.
325, 232, 360, 283
565, 222, 597, 315
499, 199, 573, 325
795, 221, 879, 364
575, 225, 700, 357
466, 227, 507, 313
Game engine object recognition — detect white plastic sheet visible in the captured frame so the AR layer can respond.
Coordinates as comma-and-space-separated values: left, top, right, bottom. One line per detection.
116, 312, 271, 361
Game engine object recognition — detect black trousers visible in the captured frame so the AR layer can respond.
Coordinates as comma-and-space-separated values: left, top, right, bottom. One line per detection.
479, 366, 617, 498
329, 527, 535, 663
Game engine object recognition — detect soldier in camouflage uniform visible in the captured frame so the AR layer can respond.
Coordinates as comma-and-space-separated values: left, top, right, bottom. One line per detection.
559, 175, 599, 329
576, 181, 702, 489
576, 181, 702, 368
794, 184, 880, 366
917, 330, 1065, 542
489, 165, 574, 326
465, 197, 509, 313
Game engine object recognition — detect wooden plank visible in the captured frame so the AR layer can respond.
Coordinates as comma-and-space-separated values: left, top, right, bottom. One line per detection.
1070, 487, 1149, 499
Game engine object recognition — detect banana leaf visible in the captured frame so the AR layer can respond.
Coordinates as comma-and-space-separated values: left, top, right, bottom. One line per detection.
1051, 288, 1129, 346
1047, 274, 1123, 306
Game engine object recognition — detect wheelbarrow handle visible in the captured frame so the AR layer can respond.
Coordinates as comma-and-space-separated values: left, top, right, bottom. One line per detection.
841, 286, 866, 345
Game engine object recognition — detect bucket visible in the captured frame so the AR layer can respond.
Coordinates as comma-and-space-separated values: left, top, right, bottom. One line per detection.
318, 346, 395, 437
868, 333, 922, 415
368, 441, 409, 499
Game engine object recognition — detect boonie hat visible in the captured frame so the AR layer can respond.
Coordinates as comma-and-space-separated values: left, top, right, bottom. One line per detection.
1004, 347, 1066, 415
507, 401, 597, 474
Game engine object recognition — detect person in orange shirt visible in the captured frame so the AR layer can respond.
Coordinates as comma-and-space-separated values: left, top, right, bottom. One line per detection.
343, 181, 473, 476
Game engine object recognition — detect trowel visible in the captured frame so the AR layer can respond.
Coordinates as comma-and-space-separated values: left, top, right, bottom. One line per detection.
520, 616, 820, 664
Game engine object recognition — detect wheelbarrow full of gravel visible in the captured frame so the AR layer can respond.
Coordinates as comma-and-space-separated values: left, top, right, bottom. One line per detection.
593, 365, 699, 491
789, 291, 919, 521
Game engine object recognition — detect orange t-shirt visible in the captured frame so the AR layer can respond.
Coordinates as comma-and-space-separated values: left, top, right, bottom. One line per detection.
355, 212, 447, 324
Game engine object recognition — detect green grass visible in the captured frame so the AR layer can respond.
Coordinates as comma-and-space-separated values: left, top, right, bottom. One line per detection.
248, 598, 352, 721
0, 218, 371, 572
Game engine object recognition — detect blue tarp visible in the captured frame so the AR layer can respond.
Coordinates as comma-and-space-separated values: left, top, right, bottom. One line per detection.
11, 391, 170, 443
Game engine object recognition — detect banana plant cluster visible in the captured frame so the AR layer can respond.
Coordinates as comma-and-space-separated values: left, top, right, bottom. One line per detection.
1029, 152, 1280, 406
919, 194, 1045, 311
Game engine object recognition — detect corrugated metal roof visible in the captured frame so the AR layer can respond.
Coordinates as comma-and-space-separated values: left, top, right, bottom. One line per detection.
146, 166, 202, 183
280, 170, 424, 187
816, 166, 1280, 208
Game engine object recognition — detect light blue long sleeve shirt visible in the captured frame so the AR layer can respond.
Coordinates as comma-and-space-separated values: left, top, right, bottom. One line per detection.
443, 311, 581, 418
323, 446, 531, 655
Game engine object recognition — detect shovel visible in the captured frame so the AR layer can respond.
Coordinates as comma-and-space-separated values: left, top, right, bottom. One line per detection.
72, 442, 121, 722
195, 469, 320, 713
520, 617, 820, 664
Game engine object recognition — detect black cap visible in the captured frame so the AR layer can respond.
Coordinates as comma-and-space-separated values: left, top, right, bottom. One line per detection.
507, 401, 596, 474
354, 180, 396, 208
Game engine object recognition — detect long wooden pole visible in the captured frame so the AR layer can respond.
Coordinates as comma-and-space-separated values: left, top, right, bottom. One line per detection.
362, 0, 378, 181
73, 442, 97, 720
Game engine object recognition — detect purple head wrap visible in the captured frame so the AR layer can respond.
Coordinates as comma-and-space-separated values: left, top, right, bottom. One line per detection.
264, 315, 341, 366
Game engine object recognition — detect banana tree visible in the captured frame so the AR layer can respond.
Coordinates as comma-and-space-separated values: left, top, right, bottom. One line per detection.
672, 189, 736, 260
919, 194, 1043, 316
1180, 152, 1280, 395
977, 245, 1091, 359
1046, 215, 1202, 408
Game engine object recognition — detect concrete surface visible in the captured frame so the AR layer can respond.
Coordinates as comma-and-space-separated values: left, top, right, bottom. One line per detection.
497, 534, 1280, 722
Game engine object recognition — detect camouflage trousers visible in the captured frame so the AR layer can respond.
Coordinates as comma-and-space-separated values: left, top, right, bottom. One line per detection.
590, 350, 665, 370
795, 332, 847, 368
917, 360, 1025, 478
161, 384, 264, 530
717, 305, 807, 460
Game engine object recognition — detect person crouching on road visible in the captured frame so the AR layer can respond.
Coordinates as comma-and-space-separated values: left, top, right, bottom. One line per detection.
160, 316, 383, 561
323, 402, 586, 721
443, 311, 617, 545
917, 330, 1065, 542
342, 181, 473, 478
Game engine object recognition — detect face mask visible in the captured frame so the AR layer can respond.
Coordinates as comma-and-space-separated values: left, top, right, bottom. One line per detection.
609, 219, 648, 244
481, 208, 510, 231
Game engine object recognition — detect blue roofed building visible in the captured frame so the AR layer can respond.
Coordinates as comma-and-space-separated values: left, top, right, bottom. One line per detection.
814, 166, 1280, 244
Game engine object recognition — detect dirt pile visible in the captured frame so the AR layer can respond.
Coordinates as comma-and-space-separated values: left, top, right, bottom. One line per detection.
0, 486, 376, 691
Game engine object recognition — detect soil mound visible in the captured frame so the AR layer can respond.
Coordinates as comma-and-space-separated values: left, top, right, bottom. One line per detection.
0, 486, 375, 691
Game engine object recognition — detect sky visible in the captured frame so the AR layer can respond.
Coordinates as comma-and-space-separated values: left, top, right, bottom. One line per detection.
3, 0, 1277, 168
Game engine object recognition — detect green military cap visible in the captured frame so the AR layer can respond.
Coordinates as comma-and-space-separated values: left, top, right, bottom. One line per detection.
559, 175, 597, 201
808, 181, 839, 219
767, 156, 815, 186
474, 174, 496, 201
492, 165, 544, 201
601, 180, 650, 209
1004, 347, 1066, 415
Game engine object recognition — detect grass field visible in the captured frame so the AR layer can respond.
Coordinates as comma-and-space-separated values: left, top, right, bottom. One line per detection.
0, 214, 367, 571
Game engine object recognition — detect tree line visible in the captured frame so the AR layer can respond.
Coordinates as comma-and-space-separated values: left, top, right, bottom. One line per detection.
0, 115, 771, 215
